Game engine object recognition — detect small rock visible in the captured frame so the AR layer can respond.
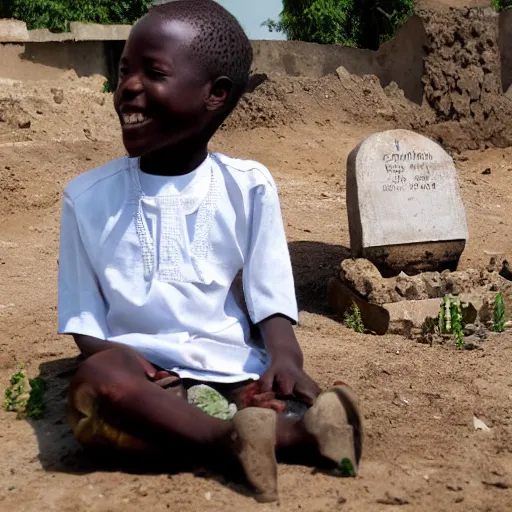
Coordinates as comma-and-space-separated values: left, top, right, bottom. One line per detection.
464, 336, 483, 351
52, 88, 64, 104
482, 480, 510, 489
392, 393, 409, 407
376, 493, 409, 506
337, 496, 347, 504
463, 323, 477, 336
18, 119, 31, 129
205, 492, 212, 501
482, 168, 491, 175
447, 485, 463, 492
136, 486, 148, 497
473, 416, 491, 431
7, 486, 15, 491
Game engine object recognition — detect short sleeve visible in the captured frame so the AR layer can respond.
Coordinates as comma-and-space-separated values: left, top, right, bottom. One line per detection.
58, 193, 109, 339
242, 182, 298, 325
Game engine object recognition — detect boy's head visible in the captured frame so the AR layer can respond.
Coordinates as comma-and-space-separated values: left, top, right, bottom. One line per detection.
114, 0, 253, 158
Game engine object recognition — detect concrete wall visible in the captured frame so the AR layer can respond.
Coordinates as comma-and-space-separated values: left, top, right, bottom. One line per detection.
252, 16, 428, 104
0, 42, 108, 81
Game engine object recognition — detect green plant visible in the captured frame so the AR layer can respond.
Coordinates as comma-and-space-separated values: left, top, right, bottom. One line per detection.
338, 457, 356, 477
0, 0, 150, 33
450, 298, 464, 350
26, 377, 47, 419
102, 79, 112, 93
492, 0, 512, 11
263, 0, 415, 50
343, 303, 365, 333
439, 296, 464, 349
493, 293, 505, 333
3, 365, 46, 419
3, 365, 29, 413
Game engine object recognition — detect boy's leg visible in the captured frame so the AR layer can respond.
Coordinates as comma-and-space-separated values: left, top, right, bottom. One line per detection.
68, 348, 234, 451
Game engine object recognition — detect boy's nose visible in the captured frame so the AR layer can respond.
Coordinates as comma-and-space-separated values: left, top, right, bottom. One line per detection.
121, 74, 144, 97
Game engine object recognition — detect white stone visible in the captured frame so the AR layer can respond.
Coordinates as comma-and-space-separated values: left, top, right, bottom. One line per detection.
346, 129, 469, 274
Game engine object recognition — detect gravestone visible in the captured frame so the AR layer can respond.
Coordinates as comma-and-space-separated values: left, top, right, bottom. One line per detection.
346, 129, 468, 276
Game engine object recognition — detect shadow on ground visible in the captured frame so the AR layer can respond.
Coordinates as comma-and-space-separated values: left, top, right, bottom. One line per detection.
289, 240, 350, 316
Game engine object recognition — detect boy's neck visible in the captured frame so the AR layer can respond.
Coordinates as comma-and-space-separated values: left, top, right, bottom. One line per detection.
139, 141, 209, 177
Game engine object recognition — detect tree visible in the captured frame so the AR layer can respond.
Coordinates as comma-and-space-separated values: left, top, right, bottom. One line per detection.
492, 0, 512, 10
264, 0, 415, 50
0, 0, 150, 33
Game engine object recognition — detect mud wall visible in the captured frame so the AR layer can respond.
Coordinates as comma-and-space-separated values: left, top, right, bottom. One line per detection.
418, 7, 512, 150
499, 10, 512, 93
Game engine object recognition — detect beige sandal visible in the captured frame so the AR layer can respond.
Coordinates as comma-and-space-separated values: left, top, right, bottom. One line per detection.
231, 407, 279, 503
303, 384, 362, 476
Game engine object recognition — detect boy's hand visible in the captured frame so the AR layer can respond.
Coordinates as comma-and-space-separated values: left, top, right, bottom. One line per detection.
259, 358, 320, 405
257, 314, 321, 405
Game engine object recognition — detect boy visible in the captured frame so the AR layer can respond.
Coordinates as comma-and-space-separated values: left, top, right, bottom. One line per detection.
58, 0, 362, 502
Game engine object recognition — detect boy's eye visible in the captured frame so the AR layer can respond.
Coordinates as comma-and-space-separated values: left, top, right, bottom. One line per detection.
119, 66, 129, 77
147, 68, 167, 79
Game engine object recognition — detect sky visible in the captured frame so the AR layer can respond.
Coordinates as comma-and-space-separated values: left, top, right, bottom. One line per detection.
211, 0, 286, 40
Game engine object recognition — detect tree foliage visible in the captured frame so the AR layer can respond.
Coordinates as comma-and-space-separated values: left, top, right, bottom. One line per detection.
264, 0, 415, 50
492, 0, 512, 10
0, 0, 150, 33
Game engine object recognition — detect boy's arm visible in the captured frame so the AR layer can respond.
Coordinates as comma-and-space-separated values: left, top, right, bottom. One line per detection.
257, 315, 320, 404
241, 172, 320, 403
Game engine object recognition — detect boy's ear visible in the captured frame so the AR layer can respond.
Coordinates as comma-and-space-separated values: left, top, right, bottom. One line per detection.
206, 76, 233, 112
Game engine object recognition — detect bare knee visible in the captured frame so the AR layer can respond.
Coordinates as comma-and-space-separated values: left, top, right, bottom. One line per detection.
71, 347, 146, 405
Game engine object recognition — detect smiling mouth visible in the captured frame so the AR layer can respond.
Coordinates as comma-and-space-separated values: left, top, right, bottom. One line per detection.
122, 113, 151, 126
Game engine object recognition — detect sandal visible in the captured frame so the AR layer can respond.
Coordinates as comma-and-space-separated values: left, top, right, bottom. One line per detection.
231, 407, 278, 503
303, 383, 363, 476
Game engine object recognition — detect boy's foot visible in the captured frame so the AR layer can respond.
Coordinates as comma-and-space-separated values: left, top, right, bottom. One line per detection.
231, 407, 278, 503
303, 383, 362, 476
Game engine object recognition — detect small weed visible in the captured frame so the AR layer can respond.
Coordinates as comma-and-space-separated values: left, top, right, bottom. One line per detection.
3, 365, 46, 420
102, 80, 112, 93
338, 458, 356, 477
439, 295, 464, 349
26, 378, 47, 420
493, 293, 505, 333
343, 303, 365, 333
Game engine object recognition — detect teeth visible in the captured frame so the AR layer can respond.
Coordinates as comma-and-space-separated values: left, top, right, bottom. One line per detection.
123, 113, 148, 125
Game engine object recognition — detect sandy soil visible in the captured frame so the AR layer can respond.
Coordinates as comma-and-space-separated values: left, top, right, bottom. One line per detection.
1, 59, 512, 511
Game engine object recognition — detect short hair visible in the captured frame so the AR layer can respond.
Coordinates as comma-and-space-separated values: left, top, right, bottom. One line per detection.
150, 0, 253, 113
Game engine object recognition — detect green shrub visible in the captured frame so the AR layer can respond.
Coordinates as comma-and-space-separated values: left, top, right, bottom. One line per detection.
492, 0, 512, 11
0, 0, 150, 33
343, 303, 365, 333
493, 293, 505, 333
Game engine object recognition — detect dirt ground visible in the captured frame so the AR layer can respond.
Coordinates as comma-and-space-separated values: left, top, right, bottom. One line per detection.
2, 57, 512, 512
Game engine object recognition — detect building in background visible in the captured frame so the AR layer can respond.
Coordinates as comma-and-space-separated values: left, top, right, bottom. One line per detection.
152, 0, 285, 40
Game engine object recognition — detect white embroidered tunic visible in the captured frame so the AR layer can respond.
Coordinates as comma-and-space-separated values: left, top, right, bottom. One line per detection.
58, 154, 298, 383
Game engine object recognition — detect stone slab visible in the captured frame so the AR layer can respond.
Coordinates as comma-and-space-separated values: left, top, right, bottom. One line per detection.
328, 277, 442, 337
347, 129, 469, 276
0, 19, 29, 42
